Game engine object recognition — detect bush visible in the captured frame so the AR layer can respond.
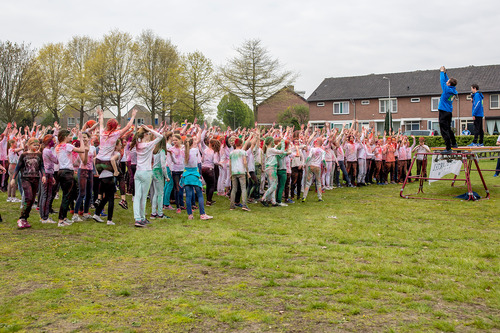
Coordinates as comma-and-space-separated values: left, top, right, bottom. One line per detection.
414, 135, 498, 148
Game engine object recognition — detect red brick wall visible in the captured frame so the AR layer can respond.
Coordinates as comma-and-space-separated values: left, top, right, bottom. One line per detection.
257, 90, 308, 124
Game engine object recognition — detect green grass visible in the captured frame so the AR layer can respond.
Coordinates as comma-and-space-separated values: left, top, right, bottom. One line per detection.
0, 160, 499, 332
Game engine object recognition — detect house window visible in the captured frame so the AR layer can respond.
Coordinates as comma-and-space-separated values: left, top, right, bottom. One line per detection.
317, 102, 325, 107
431, 97, 440, 111
333, 101, 349, 115
460, 119, 474, 134
410, 98, 420, 103
136, 118, 145, 126
405, 121, 420, 131
68, 117, 76, 128
379, 98, 397, 113
361, 100, 370, 105
490, 94, 499, 109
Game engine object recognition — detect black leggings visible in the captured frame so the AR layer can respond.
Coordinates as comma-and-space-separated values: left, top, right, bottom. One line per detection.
58, 170, 75, 220
172, 171, 184, 208
95, 177, 116, 221
202, 167, 215, 202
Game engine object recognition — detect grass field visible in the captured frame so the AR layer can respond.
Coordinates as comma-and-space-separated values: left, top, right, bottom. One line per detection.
0, 160, 499, 332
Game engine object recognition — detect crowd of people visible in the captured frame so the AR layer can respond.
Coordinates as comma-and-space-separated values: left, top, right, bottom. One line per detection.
0, 110, 438, 229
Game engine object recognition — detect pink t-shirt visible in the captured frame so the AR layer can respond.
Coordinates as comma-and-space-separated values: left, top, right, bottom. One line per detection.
96, 130, 121, 161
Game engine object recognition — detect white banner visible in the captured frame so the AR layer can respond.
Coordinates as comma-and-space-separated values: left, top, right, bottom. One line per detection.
428, 158, 462, 183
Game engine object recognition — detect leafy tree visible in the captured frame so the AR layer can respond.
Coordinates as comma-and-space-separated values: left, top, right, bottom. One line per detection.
0, 41, 37, 123
217, 93, 253, 129
292, 104, 309, 125
103, 29, 136, 124
277, 108, 299, 130
87, 41, 111, 112
66, 36, 98, 128
175, 51, 217, 122
218, 39, 297, 122
134, 30, 179, 125
37, 42, 69, 123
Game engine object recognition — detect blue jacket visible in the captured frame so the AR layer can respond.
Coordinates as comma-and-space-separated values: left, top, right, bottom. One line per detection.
438, 72, 458, 112
472, 92, 484, 117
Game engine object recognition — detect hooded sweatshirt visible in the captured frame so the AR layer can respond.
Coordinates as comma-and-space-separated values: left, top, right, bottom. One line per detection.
438, 72, 458, 112
472, 92, 484, 117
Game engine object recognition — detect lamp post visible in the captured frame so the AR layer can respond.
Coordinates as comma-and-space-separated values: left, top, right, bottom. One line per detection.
226, 109, 235, 129
383, 76, 393, 133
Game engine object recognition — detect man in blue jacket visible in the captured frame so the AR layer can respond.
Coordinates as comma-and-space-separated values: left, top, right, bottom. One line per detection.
438, 66, 458, 154
468, 83, 484, 147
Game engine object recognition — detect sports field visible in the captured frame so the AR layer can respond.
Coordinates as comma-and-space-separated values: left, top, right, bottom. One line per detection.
0, 160, 499, 332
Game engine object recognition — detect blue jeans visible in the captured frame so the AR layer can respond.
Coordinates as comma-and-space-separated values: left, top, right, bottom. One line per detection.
75, 169, 93, 214
184, 185, 205, 215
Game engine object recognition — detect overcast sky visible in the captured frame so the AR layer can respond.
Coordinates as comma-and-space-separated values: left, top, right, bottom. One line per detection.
2, 0, 500, 102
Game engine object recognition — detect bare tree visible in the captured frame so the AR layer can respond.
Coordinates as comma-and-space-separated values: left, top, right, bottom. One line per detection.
0, 41, 38, 123
134, 30, 179, 125
218, 39, 297, 121
103, 29, 136, 125
66, 36, 98, 128
176, 51, 217, 122
37, 42, 69, 123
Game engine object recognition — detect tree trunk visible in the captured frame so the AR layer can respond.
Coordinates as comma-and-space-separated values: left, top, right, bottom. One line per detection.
79, 105, 85, 129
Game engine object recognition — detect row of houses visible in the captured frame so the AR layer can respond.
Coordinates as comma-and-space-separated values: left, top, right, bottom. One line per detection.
257, 64, 500, 135
56, 64, 500, 136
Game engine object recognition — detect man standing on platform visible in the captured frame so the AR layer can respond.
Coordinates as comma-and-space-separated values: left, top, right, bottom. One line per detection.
468, 84, 484, 147
438, 66, 458, 154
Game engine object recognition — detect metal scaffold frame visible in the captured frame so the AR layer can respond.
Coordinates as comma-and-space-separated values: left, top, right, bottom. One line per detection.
399, 147, 500, 201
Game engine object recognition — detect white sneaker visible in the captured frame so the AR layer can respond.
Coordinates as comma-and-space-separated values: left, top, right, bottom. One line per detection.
7, 197, 11, 202
106, 220, 115, 226
58, 219, 72, 227
82, 213, 91, 220
278, 203, 288, 207
92, 214, 104, 223
46, 218, 57, 224
72, 215, 83, 222
13, 198, 22, 203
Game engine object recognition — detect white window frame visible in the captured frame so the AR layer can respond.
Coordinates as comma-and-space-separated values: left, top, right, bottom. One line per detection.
379, 98, 397, 114
410, 98, 420, 103
490, 94, 499, 109
405, 121, 420, 131
67, 117, 76, 128
431, 97, 440, 112
466, 95, 472, 101
333, 101, 349, 115
361, 100, 370, 105
136, 118, 145, 126
316, 102, 325, 107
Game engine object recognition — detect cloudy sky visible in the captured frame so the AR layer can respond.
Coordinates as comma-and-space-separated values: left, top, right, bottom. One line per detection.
2, 0, 500, 101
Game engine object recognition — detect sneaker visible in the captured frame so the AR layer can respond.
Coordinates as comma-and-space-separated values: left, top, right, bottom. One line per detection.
205, 201, 212, 206
13, 198, 22, 203
277, 202, 288, 207
58, 220, 71, 227
92, 214, 104, 223
235, 203, 243, 208
135, 220, 146, 227
119, 199, 128, 210
100, 212, 107, 217
478, 143, 484, 147
46, 218, 57, 224
494, 174, 499, 177
301, 198, 306, 202
440, 149, 453, 154
40, 219, 49, 224
230, 205, 236, 210
143, 219, 151, 224
24, 220, 31, 228
260, 200, 269, 207
451, 144, 458, 149
7, 197, 12, 202
188, 214, 194, 220
192, 205, 198, 210
318, 198, 324, 202
468, 142, 477, 147
89, 204, 95, 210
157, 215, 171, 219
200, 214, 213, 220
106, 220, 115, 226
17, 219, 25, 229
82, 213, 91, 220
176, 208, 181, 214
164, 205, 174, 210
241, 205, 251, 211
72, 215, 83, 222
285, 199, 295, 204
150, 213, 158, 219
94, 199, 101, 207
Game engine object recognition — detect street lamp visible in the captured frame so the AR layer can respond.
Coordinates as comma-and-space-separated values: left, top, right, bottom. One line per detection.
383, 76, 393, 133
226, 109, 235, 129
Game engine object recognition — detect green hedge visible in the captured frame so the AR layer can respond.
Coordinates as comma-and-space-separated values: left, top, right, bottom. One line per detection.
404, 135, 498, 148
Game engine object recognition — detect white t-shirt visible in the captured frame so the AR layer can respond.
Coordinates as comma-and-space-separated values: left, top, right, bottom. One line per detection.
57, 143, 75, 170
136, 136, 163, 171
230, 149, 247, 175
96, 130, 121, 161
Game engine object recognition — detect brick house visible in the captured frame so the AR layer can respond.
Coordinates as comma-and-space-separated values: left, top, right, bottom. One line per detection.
256, 86, 308, 125
307, 65, 500, 135
121, 104, 160, 127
